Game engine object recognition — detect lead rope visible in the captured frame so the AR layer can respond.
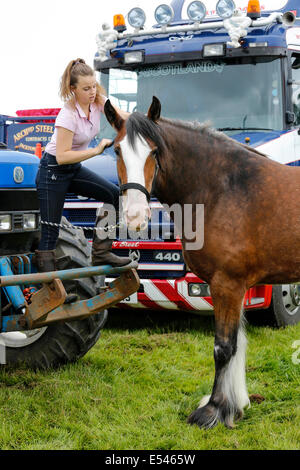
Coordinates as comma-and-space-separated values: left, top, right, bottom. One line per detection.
40, 219, 124, 234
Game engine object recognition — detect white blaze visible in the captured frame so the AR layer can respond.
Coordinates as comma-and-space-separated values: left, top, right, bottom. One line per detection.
120, 134, 151, 231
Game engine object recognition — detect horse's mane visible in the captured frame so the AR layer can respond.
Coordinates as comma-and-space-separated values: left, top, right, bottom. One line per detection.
161, 117, 268, 159
126, 113, 268, 159
126, 112, 167, 155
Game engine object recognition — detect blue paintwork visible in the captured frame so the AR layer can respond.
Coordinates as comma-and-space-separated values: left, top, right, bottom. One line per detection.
0, 150, 39, 188
0, 257, 26, 311
113, 23, 288, 59
230, 130, 286, 147
82, 148, 119, 185
229, 129, 300, 166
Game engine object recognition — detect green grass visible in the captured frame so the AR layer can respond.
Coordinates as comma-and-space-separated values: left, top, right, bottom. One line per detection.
0, 309, 299, 450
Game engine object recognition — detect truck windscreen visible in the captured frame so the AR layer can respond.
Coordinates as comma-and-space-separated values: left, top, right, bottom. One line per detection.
99, 56, 283, 138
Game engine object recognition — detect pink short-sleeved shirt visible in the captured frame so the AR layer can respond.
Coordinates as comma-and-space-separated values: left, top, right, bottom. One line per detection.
45, 98, 106, 156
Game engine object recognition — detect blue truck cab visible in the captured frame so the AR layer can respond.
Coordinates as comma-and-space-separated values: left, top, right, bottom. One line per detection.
89, 0, 300, 324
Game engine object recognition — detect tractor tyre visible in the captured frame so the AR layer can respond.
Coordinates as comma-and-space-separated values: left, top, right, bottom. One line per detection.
0, 217, 107, 369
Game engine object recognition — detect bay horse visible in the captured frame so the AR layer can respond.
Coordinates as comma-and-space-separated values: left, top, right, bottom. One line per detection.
104, 96, 300, 429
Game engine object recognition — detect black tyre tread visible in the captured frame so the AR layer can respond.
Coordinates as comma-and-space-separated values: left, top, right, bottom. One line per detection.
2, 217, 107, 369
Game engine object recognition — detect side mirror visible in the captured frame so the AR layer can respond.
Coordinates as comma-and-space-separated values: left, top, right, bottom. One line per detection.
286, 111, 295, 125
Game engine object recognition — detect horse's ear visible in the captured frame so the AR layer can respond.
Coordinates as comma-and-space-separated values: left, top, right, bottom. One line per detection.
147, 96, 161, 122
104, 99, 124, 131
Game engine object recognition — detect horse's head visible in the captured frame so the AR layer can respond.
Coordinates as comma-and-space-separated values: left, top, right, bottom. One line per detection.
104, 96, 163, 232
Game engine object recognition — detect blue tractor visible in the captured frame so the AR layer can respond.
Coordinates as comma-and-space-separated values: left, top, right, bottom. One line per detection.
0, 118, 138, 368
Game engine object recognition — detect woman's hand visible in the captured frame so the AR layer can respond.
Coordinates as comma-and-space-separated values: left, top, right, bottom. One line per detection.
94, 138, 114, 155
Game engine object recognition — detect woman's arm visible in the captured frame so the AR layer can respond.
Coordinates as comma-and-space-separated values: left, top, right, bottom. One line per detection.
56, 127, 111, 165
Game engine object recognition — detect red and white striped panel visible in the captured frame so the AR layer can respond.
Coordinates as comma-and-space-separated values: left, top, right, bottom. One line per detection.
105, 277, 214, 313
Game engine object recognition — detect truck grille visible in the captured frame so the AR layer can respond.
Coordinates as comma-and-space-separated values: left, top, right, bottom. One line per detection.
13, 214, 24, 230
63, 208, 97, 225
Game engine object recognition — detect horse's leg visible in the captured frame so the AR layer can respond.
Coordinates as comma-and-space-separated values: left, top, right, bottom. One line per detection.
187, 277, 250, 429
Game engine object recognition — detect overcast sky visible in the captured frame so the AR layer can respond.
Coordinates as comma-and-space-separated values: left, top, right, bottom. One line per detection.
0, 0, 158, 115
0, 0, 287, 115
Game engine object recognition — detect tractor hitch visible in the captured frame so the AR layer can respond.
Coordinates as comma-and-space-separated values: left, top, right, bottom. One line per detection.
0, 261, 139, 332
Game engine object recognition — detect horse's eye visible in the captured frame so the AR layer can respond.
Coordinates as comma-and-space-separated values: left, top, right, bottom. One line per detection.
114, 148, 120, 157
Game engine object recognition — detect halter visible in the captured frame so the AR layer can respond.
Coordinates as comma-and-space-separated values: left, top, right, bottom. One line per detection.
119, 151, 161, 202
119, 182, 151, 202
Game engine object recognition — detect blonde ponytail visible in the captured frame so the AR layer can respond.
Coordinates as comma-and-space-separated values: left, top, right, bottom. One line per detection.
59, 58, 106, 107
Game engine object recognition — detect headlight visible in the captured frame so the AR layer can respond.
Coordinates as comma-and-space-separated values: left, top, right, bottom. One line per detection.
188, 283, 211, 297
128, 7, 146, 29
187, 1, 206, 22
124, 50, 144, 64
189, 283, 202, 296
154, 4, 174, 25
216, 0, 236, 19
23, 214, 37, 230
203, 43, 226, 57
0, 215, 12, 231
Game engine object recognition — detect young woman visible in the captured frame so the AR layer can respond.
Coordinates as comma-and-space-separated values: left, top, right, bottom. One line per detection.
35, 58, 131, 277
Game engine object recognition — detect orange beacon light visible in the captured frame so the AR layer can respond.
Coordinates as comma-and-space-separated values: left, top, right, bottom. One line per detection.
247, 0, 261, 20
113, 14, 126, 33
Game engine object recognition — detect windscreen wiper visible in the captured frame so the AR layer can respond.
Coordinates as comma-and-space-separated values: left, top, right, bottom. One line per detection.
218, 127, 275, 132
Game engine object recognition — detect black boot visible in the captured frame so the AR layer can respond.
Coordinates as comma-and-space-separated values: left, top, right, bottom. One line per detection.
92, 212, 132, 267
34, 250, 78, 304
35, 249, 57, 273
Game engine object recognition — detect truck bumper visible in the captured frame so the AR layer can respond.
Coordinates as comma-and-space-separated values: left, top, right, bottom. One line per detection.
105, 272, 273, 313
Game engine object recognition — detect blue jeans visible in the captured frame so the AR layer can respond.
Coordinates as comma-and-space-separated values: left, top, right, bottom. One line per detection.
35, 152, 119, 250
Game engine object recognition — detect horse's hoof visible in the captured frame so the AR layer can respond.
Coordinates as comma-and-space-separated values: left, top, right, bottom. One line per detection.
235, 409, 244, 422
188, 399, 243, 429
187, 403, 219, 429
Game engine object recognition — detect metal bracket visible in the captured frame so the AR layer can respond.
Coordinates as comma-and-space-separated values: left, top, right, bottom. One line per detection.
19, 269, 140, 329
20, 279, 67, 329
